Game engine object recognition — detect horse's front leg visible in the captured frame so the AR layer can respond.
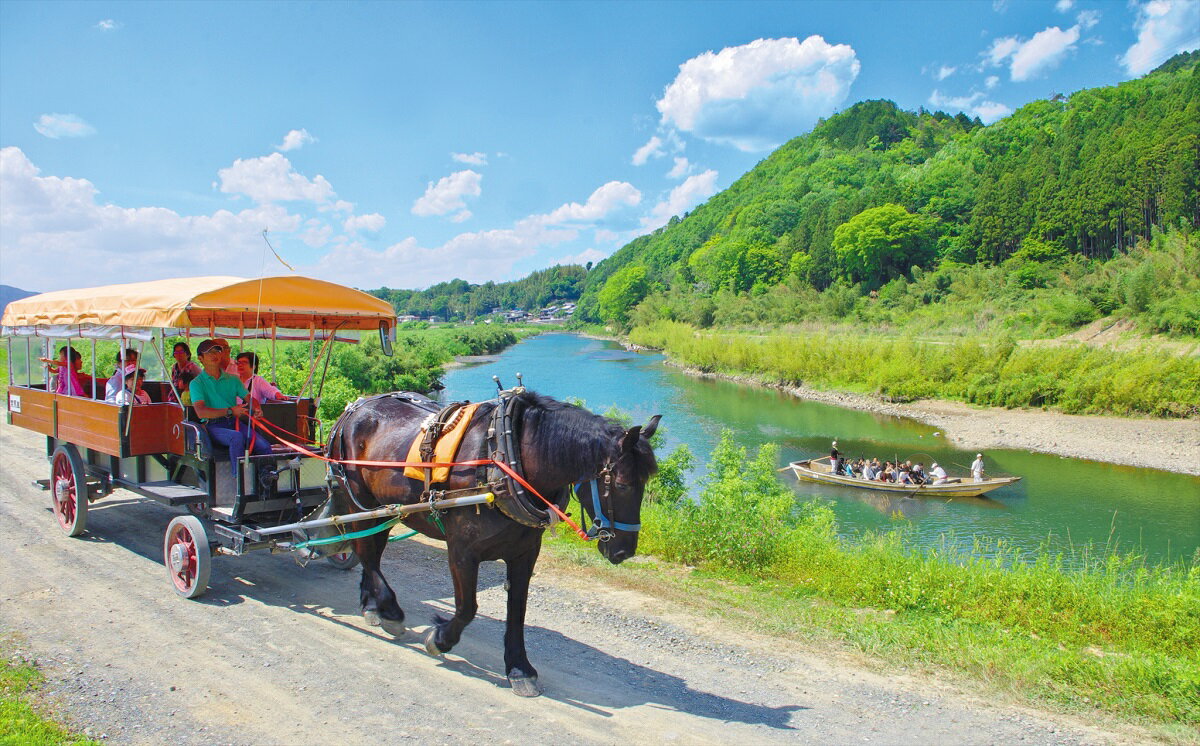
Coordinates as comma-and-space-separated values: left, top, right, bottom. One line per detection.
503, 545, 542, 697
356, 530, 405, 636
424, 540, 479, 657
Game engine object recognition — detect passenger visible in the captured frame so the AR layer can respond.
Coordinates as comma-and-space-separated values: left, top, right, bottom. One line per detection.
107, 367, 151, 406
235, 351, 283, 407
104, 348, 139, 401
171, 342, 202, 403
862, 460, 876, 481
971, 453, 985, 483
931, 462, 949, 485
52, 346, 94, 397
211, 338, 240, 375
881, 462, 894, 482
898, 468, 912, 485
912, 463, 926, 485
190, 339, 273, 484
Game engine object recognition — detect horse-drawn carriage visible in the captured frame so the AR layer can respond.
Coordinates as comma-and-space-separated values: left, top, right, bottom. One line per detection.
4, 274, 661, 696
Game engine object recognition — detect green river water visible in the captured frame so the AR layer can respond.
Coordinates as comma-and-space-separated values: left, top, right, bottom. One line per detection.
441, 333, 1200, 566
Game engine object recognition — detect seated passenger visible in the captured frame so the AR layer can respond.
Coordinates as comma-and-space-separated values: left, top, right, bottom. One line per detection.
235, 351, 283, 407
104, 348, 139, 400
171, 342, 201, 404
190, 339, 273, 483
107, 367, 151, 405
51, 346, 95, 397
898, 469, 912, 485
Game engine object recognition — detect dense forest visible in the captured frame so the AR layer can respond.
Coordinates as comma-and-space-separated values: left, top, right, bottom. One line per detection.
575, 51, 1199, 334
370, 264, 586, 320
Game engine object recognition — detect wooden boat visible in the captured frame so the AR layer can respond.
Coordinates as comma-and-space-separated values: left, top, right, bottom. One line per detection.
789, 457, 1020, 498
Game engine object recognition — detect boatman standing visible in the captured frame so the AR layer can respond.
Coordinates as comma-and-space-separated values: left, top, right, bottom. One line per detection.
971, 453, 985, 483
830, 440, 840, 475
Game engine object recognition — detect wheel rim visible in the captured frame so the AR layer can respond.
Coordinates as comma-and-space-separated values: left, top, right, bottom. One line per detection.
167, 524, 199, 592
52, 452, 77, 530
331, 552, 351, 562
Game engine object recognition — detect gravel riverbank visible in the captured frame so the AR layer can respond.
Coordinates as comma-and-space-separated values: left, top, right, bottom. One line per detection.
670, 363, 1200, 477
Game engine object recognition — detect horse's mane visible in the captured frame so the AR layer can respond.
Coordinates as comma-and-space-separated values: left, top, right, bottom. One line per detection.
515, 391, 657, 481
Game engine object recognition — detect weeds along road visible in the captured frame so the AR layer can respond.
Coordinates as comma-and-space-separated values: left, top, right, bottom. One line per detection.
0, 420, 1127, 746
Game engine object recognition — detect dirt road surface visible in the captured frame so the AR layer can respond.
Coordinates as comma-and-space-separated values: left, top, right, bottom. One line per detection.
0, 421, 1132, 745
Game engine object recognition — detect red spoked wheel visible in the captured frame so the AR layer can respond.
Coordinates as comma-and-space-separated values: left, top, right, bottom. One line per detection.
50, 445, 87, 537
164, 515, 211, 599
326, 551, 360, 571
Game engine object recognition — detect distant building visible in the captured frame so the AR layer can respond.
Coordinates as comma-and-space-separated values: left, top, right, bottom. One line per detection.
398, 314, 419, 323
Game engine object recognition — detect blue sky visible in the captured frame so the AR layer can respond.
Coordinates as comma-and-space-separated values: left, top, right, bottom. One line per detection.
2, 0, 1197, 293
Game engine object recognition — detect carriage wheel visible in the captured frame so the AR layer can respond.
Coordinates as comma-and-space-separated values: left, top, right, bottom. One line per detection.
326, 551, 360, 571
50, 445, 88, 537
164, 515, 211, 599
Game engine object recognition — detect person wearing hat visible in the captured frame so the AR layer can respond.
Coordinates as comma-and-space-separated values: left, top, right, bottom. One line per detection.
190, 338, 273, 483
971, 453, 985, 483
930, 462, 949, 485
829, 440, 841, 476
106, 367, 150, 405
104, 348, 139, 401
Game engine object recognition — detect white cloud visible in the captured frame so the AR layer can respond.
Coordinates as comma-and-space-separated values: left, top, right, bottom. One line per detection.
0, 147, 303, 291
276, 128, 315, 152
985, 37, 1021, 66
985, 26, 1081, 81
667, 156, 691, 179
656, 36, 860, 152
1055, 0, 1074, 11
640, 170, 718, 231
411, 170, 482, 217
985, 75, 1000, 89
539, 181, 641, 225
631, 136, 664, 165
33, 113, 96, 139
936, 65, 957, 80
1122, 0, 1200, 75
344, 213, 386, 233
95, 19, 121, 31
1010, 26, 1081, 80
451, 210, 472, 223
929, 90, 1013, 123
451, 152, 488, 165
301, 220, 332, 248
1076, 9, 1101, 29
218, 152, 335, 204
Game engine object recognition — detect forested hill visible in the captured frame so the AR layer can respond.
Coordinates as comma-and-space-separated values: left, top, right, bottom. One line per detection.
575, 51, 1199, 327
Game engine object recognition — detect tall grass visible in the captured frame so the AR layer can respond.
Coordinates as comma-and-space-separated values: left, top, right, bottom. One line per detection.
597, 431, 1200, 727
630, 320, 1200, 417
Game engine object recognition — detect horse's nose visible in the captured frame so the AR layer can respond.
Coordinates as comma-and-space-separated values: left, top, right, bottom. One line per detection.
607, 547, 630, 564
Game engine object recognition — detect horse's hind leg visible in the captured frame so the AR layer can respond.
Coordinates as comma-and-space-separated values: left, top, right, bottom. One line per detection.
356, 531, 405, 636
503, 546, 542, 697
424, 542, 478, 657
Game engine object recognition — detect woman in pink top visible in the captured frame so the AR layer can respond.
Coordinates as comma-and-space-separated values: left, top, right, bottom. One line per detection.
235, 351, 283, 407
52, 346, 94, 397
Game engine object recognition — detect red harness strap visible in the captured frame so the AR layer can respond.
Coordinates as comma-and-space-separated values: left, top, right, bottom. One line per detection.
249, 415, 589, 539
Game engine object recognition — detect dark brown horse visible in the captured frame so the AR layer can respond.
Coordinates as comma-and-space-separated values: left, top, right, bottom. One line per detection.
329, 390, 659, 696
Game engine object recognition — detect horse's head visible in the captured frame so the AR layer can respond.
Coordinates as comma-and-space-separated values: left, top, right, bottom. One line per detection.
582, 414, 660, 565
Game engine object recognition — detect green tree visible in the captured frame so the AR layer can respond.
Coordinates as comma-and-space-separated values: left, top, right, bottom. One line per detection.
597, 265, 650, 326
832, 204, 939, 286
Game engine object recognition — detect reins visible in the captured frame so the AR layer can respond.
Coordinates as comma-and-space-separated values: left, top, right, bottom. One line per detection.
248, 414, 596, 541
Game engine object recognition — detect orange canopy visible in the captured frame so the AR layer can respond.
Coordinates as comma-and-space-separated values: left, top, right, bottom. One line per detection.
1, 276, 395, 333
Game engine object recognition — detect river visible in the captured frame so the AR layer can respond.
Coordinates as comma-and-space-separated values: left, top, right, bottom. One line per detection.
440, 333, 1200, 566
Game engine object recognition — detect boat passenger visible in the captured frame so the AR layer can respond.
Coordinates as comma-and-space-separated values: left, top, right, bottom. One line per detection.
862, 460, 876, 481
190, 339, 273, 483
898, 468, 912, 485
912, 463, 926, 485
235, 351, 283, 407
931, 462, 949, 485
971, 453, 985, 483
104, 348, 139, 401
171, 342, 201, 403
881, 462, 894, 482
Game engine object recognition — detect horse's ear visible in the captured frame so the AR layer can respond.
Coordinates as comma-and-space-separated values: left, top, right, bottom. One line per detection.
642, 414, 661, 440
621, 425, 642, 453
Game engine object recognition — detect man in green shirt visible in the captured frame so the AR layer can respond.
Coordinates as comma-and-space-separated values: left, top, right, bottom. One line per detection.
190, 339, 273, 483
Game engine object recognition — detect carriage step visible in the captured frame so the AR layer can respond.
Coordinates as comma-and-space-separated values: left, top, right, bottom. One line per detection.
33, 478, 51, 491
137, 481, 210, 506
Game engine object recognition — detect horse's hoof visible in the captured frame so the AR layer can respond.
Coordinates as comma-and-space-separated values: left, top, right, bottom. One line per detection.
363, 609, 382, 627
380, 617, 406, 637
424, 629, 444, 657
508, 674, 542, 698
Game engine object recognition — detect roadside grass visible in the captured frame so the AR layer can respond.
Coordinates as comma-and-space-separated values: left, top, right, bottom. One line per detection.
0, 652, 97, 746
545, 432, 1200, 740
629, 319, 1200, 417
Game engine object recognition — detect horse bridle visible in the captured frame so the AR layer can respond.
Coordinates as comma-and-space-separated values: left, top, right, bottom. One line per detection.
578, 459, 642, 542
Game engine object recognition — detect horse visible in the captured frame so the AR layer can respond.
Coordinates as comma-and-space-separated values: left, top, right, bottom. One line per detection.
329, 390, 660, 697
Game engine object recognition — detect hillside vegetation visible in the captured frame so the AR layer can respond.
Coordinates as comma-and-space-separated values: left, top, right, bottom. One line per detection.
576, 52, 1199, 338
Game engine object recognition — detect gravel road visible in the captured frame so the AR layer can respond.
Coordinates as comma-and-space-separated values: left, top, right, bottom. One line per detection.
0, 420, 1135, 745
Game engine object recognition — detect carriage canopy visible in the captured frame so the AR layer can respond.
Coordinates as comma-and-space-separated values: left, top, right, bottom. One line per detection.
1, 275, 396, 339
